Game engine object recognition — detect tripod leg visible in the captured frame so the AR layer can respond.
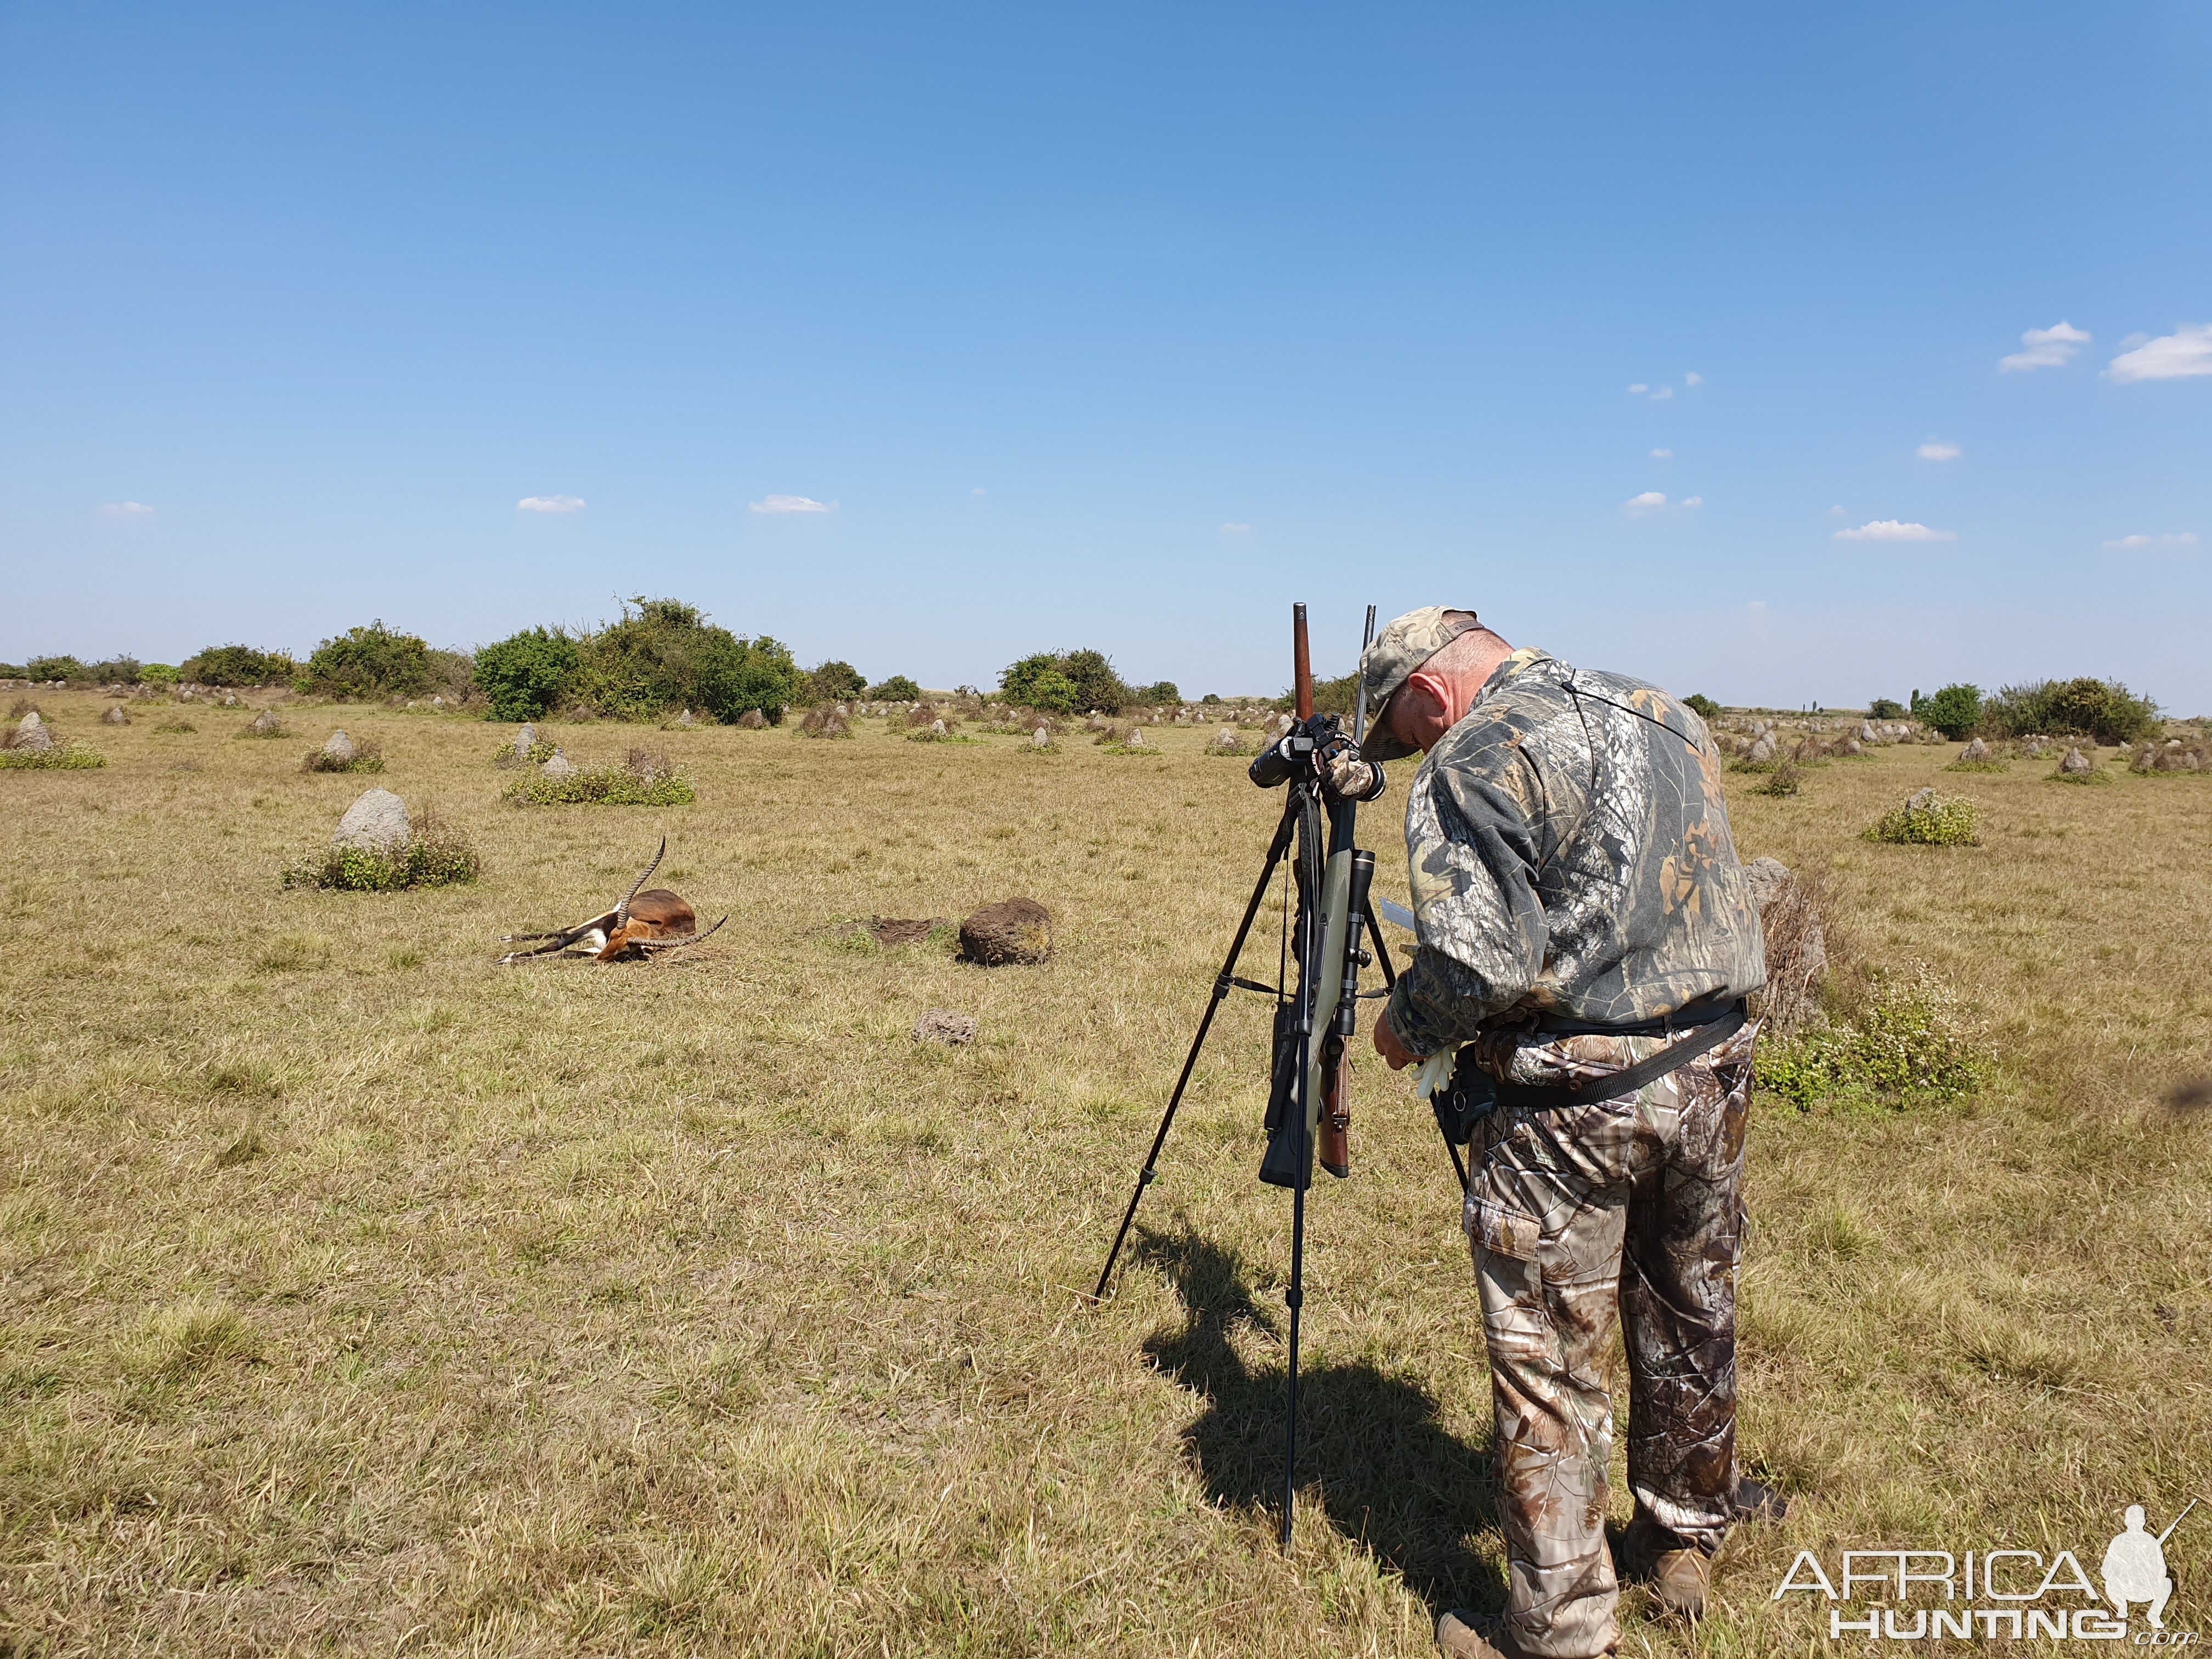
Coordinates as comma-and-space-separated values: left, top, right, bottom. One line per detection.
1088, 805, 1299, 1304
1280, 786, 1324, 1550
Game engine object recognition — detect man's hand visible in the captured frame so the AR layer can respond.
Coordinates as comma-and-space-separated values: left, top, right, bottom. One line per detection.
1372, 1008, 1418, 1070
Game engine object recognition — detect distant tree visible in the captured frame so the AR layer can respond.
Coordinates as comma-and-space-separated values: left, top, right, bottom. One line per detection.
1002, 648, 1130, 713
473, 627, 582, 721
1683, 693, 1723, 721
300, 622, 433, 700
575, 597, 802, 723
1913, 683, 1983, 740
807, 660, 867, 702
25, 656, 88, 681
1200, 692, 1223, 705
88, 656, 142, 684
1867, 698, 1907, 720
1136, 680, 1181, 705
139, 663, 181, 687
1983, 677, 2158, 746
183, 644, 296, 686
865, 674, 922, 702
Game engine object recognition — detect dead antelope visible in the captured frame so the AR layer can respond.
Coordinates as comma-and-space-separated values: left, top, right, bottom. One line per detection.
497, 838, 726, 964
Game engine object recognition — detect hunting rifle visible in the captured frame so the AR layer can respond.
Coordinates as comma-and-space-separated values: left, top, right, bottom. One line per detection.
1087, 602, 1464, 1553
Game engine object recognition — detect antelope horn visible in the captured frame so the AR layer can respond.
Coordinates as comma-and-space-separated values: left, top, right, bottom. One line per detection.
614, 837, 667, 930
635, 915, 727, 952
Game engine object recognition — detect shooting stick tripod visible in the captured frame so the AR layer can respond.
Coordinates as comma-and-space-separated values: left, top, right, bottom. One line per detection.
1087, 604, 1469, 1553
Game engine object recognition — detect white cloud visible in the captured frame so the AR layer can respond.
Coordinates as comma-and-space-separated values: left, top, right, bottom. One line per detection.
2106, 323, 2212, 383
1218, 522, 1253, 535
1684, 371, 1704, 387
1622, 491, 1669, 516
1650, 386, 1674, 400
748, 494, 836, 514
1998, 320, 2090, 373
97, 501, 153, 517
1627, 383, 1649, 394
1834, 519, 1956, 543
516, 495, 585, 514
1681, 496, 1704, 508
1650, 448, 1673, 459
1827, 504, 1848, 518
1917, 439, 1962, 461
2101, 531, 2198, 552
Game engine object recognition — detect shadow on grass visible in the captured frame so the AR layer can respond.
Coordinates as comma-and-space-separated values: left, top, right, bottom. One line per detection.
1135, 1222, 1502, 1619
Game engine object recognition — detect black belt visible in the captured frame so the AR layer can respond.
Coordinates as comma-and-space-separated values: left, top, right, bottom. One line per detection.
1431, 1000, 1750, 1144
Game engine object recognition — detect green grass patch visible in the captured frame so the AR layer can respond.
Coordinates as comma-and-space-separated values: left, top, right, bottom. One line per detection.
1866, 791, 1978, 845
282, 817, 481, 891
504, 764, 696, 806
0, 744, 106, 770
2046, 765, 2113, 786
1756, 978, 1990, 1111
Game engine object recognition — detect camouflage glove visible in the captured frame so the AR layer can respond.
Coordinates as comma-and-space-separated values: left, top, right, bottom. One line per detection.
1324, 749, 1386, 803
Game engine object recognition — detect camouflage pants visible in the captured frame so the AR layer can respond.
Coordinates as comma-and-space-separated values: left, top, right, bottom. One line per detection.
1463, 1024, 1754, 1659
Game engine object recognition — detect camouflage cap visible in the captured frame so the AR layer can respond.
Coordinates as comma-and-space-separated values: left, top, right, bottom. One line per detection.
1358, 606, 1482, 759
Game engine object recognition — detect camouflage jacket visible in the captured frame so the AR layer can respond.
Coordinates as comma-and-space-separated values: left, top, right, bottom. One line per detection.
1384, 650, 1765, 1055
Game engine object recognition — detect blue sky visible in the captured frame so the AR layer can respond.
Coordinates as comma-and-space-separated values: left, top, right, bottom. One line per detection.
5, 4, 2209, 708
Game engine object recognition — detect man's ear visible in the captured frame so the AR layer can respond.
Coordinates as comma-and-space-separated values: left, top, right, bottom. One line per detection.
1400, 670, 1452, 723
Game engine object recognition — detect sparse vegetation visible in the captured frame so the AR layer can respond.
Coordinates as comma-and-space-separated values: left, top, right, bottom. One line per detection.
1866, 697, 1906, 720
1754, 972, 1989, 1111
24, 654, 89, 681
1683, 692, 1722, 721
798, 703, 852, 738
3, 691, 2208, 1657
504, 751, 697, 805
281, 812, 481, 890
0, 740, 106, 770
1867, 789, 1979, 844
302, 738, 385, 774
1752, 759, 1802, 797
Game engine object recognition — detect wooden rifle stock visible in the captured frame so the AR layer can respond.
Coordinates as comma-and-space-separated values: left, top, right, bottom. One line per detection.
1317, 1037, 1351, 1180
1293, 603, 1314, 720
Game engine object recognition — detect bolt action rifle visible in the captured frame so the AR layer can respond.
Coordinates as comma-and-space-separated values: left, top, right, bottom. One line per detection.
1089, 601, 1423, 1552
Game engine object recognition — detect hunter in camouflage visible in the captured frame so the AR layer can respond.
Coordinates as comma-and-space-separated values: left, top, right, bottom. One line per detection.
1359, 610, 1770, 1659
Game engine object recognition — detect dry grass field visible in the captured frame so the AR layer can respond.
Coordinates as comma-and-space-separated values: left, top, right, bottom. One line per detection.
2, 694, 2208, 1656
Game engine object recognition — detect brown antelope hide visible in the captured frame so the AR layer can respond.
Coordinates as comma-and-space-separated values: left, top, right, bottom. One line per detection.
497, 838, 726, 964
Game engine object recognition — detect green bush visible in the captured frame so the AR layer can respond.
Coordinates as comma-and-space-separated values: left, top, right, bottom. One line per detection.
504, 761, 696, 807
1984, 677, 2159, 746
282, 817, 479, 891
183, 644, 296, 686
1912, 683, 1982, 740
0, 743, 105, 770
1755, 978, 1989, 1110
473, 628, 580, 721
806, 661, 867, 702
1752, 760, 1803, 797
140, 663, 181, 687
1867, 697, 1907, 721
1867, 791, 1978, 845
298, 622, 432, 700
1683, 693, 1723, 721
573, 598, 800, 724
303, 741, 385, 774
87, 656, 142, 684
25, 656, 88, 681
865, 674, 922, 702
1136, 680, 1181, 705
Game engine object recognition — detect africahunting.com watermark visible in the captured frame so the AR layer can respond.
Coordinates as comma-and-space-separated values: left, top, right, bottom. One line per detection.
1773, 1502, 2198, 1643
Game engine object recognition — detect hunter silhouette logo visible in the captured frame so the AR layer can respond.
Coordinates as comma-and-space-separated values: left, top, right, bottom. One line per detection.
2105, 1501, 2195, 1632
1773, 1498, 2200, 1642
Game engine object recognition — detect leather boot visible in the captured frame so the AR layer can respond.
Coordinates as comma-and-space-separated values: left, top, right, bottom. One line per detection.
1435, 1610, 1531, 1658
